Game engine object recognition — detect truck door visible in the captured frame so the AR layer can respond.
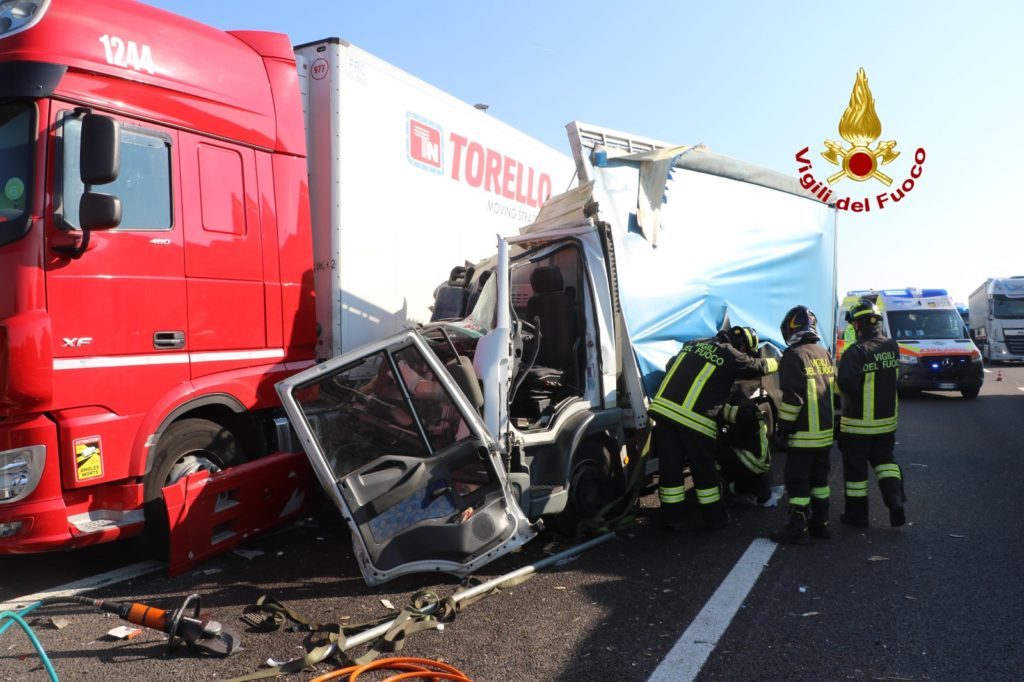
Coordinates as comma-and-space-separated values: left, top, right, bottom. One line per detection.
276, 329, 533, 586
47, 109, 187, 484
178, 133, 266, 376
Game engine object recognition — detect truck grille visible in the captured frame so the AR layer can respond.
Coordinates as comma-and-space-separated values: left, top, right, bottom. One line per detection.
1005, 336, 1024, 355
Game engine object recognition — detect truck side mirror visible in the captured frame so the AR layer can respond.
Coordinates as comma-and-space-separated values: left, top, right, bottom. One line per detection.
80, 113, 120, 185
79, 192, 122, 231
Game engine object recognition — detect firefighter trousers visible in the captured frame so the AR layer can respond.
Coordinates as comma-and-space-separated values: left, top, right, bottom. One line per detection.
840, 432, 904, 518
783, 445, 832, 511
656, 420, 723, 526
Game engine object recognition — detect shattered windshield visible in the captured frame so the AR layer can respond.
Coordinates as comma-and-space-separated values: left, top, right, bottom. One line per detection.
0, 101, 32, 246
887, 310, 968, 341
291, 346, 471, 479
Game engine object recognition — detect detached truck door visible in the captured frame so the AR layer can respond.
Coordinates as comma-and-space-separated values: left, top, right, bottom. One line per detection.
276, 329, 533, 586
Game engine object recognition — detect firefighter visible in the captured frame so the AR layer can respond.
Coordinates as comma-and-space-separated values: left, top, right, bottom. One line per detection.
717, 387, 773, 506
651, 326, 778, 530
770, 306, 836, 544
837, 298, 905, 527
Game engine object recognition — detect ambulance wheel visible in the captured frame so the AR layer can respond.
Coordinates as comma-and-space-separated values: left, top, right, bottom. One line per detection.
140, 418, 243, 556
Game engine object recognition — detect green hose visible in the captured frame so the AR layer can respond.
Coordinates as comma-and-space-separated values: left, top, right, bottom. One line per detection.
0, 604, 59, 681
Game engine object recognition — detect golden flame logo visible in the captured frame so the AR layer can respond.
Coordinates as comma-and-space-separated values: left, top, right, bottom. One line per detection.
821, 68, 899, 185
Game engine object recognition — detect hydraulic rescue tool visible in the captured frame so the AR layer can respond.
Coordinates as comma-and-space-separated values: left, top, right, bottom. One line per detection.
35, 593, 241, 657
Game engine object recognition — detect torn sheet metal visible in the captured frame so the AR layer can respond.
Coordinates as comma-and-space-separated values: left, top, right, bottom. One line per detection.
573, 122, 838, 395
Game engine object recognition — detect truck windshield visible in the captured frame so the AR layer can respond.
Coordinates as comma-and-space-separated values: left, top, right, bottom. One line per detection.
0, 101, 32, 247
887, 309, 968, 341
993, 297, 1024, 319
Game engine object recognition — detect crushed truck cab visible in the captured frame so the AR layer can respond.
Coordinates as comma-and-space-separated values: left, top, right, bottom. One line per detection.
278, 122, 837, 585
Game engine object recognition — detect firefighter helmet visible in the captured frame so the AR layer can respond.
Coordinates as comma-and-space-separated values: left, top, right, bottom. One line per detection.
727, 326, 760, 355
845, 298, 881, 326
780, 305, 819, 346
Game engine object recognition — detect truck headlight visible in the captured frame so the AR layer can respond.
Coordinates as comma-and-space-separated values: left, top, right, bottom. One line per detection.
0, 0, 50, 37
899, 354, 918, 365
0, 445, 45, 503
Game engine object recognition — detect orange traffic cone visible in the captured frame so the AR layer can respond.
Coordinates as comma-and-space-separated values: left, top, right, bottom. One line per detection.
996, 370, 1003, 382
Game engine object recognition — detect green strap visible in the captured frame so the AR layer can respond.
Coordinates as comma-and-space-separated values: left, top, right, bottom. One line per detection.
225, 590, 453, 682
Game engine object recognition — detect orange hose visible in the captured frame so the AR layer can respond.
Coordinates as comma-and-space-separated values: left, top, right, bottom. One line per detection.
309, 656, 471, 682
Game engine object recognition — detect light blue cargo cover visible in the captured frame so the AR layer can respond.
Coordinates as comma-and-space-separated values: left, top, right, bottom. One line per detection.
583, 141, 838, 395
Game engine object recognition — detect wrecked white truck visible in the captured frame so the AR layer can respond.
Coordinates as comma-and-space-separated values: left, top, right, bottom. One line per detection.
276, 122, 838, 585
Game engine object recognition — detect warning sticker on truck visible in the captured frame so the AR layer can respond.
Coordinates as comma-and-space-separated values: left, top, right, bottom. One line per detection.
74, 436, 104, 481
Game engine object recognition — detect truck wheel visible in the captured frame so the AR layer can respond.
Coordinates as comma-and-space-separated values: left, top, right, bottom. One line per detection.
961, 386, 981, 400
550, 439, 616, 537
140, 418, 243, 555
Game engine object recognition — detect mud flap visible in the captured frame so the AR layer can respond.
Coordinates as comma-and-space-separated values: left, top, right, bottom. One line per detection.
163, 451, 315, 576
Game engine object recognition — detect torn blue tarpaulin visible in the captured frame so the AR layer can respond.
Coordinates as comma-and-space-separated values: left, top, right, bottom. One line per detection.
588, 148, 837, 395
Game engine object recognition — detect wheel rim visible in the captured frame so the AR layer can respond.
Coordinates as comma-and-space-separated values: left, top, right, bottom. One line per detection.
570, 461, 607, 517
165, 452, 222, 486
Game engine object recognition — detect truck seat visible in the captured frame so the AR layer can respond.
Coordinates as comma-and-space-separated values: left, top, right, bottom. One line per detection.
525, 266, 577, 371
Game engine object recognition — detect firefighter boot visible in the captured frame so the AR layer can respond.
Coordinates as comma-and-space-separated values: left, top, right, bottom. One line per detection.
770, 505, 809, 545
809, 497, 831, 539
879, 477, 906, 527
841, 496, 869, 528
702, 500, 730, 531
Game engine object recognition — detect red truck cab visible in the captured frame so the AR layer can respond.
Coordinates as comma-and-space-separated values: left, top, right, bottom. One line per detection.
0, 0, 315, 552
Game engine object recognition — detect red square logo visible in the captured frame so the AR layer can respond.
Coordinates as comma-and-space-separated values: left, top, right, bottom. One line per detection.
407, 116, 443, 172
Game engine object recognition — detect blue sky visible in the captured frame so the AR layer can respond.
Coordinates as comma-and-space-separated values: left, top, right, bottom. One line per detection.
148, 0, 1023, 303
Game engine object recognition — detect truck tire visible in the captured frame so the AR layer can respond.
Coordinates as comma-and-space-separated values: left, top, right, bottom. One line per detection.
961, 386, 981, 400
549, 438, 617, 537
140, 418, 243, 555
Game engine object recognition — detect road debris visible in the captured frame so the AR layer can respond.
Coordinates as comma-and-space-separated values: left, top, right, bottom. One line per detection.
106, 625, 142, 640
868, 556, 889, 562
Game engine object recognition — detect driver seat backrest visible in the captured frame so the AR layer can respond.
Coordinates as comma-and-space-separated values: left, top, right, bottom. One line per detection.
525, 266, 576, 370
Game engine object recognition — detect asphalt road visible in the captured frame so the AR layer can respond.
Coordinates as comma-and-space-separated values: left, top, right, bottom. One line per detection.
1, 364, 1022, 681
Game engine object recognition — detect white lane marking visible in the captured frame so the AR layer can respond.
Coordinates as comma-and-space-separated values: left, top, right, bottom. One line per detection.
0, 560, 163, 612
983, 368, 991, 374
648, 538, 777, 682
1017, 387, 1024, 392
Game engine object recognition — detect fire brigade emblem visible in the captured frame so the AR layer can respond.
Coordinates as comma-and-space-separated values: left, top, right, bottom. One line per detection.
821, 68, 899, 186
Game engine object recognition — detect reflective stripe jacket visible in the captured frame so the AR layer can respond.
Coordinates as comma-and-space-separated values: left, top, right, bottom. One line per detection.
837, 326, 899, 434
778, 338, 835, 449
720, 393, 770, 474
649, 332, 779, 438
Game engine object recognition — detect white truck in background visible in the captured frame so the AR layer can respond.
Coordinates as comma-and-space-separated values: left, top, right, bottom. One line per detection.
298, 38, 576, 358
277, 122, 838, 585
968, 277, 1024, 363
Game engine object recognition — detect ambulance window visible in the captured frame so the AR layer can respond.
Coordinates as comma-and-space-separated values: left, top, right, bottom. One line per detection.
59, 114, 172, 231
0, 101, 33, 247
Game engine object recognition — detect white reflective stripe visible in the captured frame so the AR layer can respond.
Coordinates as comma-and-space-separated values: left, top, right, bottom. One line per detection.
54, 354, 187, 370
190, 349, 286, 363
54, 348, 287, 370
